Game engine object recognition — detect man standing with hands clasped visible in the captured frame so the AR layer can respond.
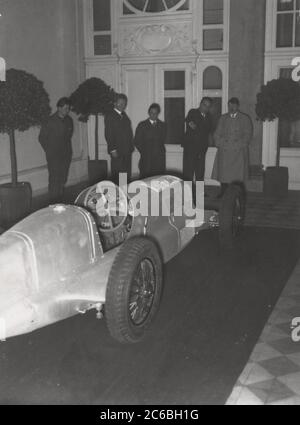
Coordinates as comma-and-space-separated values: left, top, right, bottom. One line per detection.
134, 103, 167, 179
105, 93, 134, 183
39, 97, 73, 203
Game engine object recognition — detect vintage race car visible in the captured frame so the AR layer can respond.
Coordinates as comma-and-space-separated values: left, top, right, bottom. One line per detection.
0, 176, 245, 344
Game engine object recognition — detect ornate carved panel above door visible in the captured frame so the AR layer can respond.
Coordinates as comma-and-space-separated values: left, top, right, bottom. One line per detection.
120, 22, 193, 56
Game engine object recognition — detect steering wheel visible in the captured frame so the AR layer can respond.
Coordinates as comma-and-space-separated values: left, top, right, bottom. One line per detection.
83, 182, 128, 232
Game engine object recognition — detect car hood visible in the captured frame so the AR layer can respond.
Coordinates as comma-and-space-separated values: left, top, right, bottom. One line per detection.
0, 232, 33, 311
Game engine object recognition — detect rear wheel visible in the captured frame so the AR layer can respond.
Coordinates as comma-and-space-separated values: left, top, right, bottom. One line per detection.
105, 237, 163, 344
219, 184, 245, 250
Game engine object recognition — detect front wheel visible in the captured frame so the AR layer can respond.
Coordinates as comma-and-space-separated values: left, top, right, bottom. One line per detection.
105, 237, 163, 344
219, 184, 245, 250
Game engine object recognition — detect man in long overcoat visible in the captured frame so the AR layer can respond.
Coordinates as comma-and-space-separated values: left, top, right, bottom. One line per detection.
213, 98, 253, 194
134, 103, 167, 179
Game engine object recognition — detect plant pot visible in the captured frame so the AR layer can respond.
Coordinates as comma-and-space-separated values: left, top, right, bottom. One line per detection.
263, 166, 289, 198
88, 160, 108, 185
0, 182, 32, 227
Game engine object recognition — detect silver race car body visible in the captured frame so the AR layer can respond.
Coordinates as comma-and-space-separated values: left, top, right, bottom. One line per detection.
0, 176, 237, 342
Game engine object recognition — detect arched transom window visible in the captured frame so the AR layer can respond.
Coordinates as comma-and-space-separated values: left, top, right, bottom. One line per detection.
123, 0, 189, 14
203, 66, 223, 131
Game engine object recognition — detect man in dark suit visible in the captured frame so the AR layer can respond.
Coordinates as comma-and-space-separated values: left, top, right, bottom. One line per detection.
134, 103, 167, 179
104, 93, 134, 183
39, 97, 73, 203
183, 97, 214, 182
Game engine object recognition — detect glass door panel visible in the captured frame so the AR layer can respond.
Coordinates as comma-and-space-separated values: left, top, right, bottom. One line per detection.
156, 64, 192, 146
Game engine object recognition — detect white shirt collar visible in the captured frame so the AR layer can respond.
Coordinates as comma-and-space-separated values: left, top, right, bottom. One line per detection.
149, 119, 157, 125
230, 112, 238, 118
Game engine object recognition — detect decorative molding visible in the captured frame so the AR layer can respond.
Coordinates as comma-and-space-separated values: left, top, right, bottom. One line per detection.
121, 22, 193, 56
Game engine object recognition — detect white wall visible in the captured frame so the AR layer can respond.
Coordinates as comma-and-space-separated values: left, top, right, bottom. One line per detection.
0, 0, 88, 194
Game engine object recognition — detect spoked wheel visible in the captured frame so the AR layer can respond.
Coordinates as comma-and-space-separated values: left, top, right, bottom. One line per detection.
129, 259, 156, 326
219, 184, 245, 250
105, 237, 163, 344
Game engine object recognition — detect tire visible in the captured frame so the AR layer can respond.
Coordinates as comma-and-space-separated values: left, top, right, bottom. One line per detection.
219, 184, 245, 250
105, 237, 163, 344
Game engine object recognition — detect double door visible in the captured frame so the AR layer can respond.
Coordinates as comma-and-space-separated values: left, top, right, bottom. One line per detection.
121, 63, 194, 176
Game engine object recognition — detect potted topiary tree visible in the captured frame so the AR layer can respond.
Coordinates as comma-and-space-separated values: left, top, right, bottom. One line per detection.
69, 78, 115, 184
0, 69, 51, 226
256, 78, 300, 197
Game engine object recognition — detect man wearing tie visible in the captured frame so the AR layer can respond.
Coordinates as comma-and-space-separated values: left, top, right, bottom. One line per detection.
134, 103, 167, 179
105, 93, 134, 183
213, 97, 253, 195
183, 97, 214, 182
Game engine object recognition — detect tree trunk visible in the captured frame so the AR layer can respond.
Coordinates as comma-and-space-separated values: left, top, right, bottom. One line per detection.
9, 129, 18, 187
276, 124, 280, 168
95, 114, 99, 161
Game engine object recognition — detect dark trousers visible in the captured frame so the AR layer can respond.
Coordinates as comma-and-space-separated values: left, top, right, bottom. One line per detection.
47, 153, 71, 203
111, 154, 132, 184
183, 149, 207, 182
139, 152, 166, 180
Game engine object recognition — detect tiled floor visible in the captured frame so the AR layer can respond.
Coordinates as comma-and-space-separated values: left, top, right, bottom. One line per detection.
36, 187, 300, 405
245, 192, 300, 229
205, 189, 300, 229
227, 261, 300, 405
